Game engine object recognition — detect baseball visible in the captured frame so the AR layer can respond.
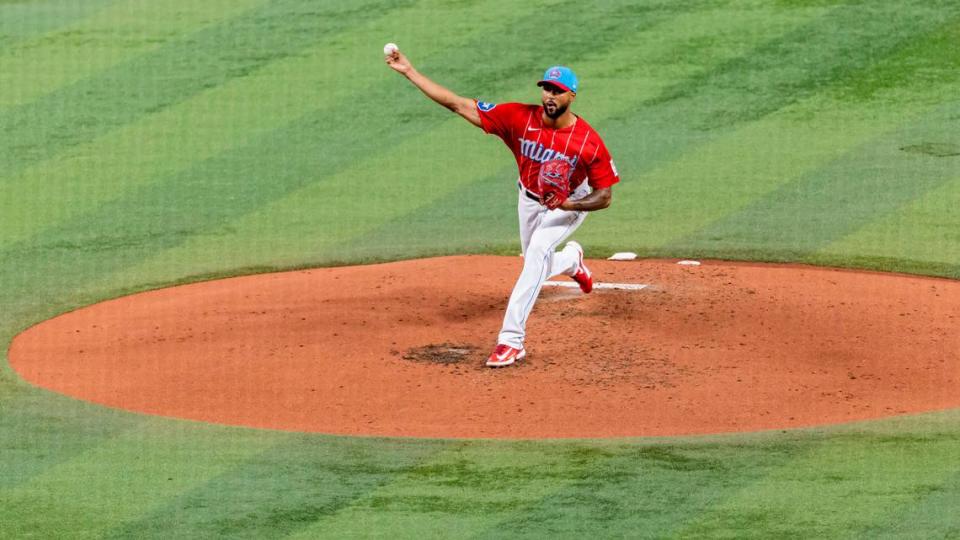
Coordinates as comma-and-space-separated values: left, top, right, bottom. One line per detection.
383, 42, 398, 56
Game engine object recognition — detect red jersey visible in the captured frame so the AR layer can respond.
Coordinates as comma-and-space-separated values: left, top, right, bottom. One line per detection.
476, 101, 619, 196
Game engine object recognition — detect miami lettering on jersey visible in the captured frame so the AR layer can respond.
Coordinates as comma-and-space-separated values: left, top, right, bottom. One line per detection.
517, 137, 579, 167
477, 102, 620, 192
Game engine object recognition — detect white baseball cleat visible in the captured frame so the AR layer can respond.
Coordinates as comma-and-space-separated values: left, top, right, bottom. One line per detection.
486, 344, 526, 367
566, 241, 593, 293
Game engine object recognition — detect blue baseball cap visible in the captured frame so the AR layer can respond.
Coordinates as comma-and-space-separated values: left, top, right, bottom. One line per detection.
537, 65, 578, 94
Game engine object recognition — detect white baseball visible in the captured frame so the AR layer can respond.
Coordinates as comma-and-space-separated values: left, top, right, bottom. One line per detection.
383, 42, 398, 55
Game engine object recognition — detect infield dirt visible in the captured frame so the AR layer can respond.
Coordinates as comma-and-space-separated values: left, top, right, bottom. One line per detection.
9, 256, 959, 439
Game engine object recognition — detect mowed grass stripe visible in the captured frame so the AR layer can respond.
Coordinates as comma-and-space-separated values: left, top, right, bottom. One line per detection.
871, 470, 960, 538
103, 435, 445, 539
87, 120, 511, 283
0, 391, 144, 491
104, 0, 832, 283
0, 0, 405, 184
475, 440, 802, 538
665, 99, 960, 261
0, 0, 407, 248
663, 18, 960, 262
0, 423, 277, 539
0, 0, 116, 49
820, 173, 960, 272
581, 4, 960, 256
639, 0, 956, 131
565, 0, 834, 121
286, 437, 797, 537
282, 442, 601, 538
0, 0, 268, 111
671, 434, 960, 538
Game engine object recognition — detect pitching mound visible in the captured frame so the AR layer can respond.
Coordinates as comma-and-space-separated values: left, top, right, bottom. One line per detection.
9, 256, 959, 439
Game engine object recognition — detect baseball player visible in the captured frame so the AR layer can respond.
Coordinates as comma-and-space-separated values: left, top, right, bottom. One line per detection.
385, 47, 619, 367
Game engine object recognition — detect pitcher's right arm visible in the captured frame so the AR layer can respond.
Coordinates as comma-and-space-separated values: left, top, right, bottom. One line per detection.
385, 48, 482, 128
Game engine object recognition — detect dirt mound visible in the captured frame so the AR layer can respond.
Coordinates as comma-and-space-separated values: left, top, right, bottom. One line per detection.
8, 256, 960, 439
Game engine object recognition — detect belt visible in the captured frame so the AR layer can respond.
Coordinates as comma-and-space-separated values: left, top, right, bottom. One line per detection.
518, 182, 541, 203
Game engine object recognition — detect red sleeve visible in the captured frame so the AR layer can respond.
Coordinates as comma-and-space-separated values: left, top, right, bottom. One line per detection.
476, 101, 527, 139
587, 139, 620, 189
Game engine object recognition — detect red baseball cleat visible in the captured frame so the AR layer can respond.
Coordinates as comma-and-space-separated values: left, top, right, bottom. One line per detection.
567, 241, 593, 293
486, 344, 526, 367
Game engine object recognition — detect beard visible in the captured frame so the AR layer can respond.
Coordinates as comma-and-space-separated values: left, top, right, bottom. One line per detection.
543, 101, 568, 119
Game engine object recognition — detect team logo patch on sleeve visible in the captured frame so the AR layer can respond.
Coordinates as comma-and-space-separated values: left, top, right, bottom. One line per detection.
477, 101, 497, 112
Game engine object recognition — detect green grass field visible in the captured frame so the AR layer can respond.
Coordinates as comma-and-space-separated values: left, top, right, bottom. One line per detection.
2, 0, 959, 537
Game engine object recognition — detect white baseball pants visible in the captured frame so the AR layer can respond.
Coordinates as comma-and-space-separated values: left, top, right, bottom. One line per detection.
497, 183, 590, 348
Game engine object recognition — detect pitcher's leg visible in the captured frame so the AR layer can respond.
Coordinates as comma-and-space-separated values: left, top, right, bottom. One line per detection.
517, 185, 542, 256
498, 209, 586, 348
549, 241, 581, 278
